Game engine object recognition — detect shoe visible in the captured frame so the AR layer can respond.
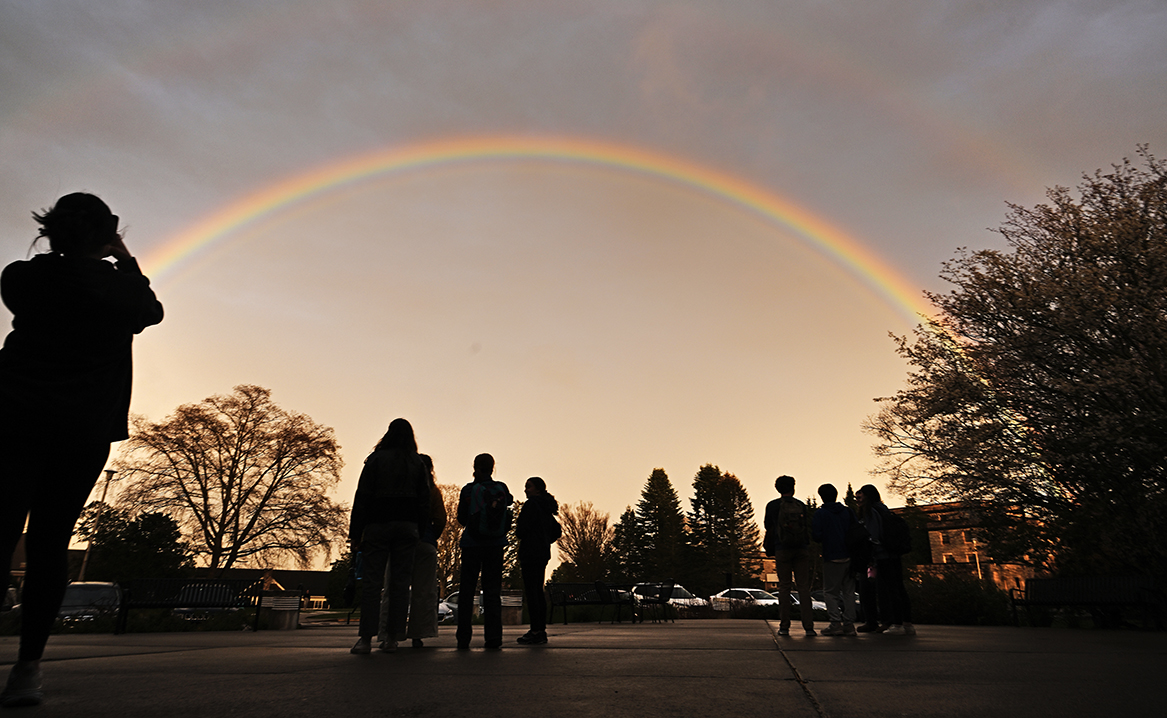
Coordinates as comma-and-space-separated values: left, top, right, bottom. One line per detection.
350, 637, 372, 655
484, 643, 502, 651
903, 623, 916, 635
456, 643, 470, 650
1, 664, 43, 708
821, 624, 844, 636
805, 628, 817, 637
883, 625, 906, 635
412, 639, 424, 648
843, 624, 857, 636
517, 631, 547, 645
855, 623, 880, 633
379, 640, 397, 653
777, 627, 790, 636
874, 624, 891, 633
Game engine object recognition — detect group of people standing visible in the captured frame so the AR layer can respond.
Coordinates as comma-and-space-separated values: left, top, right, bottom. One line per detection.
347, 424, 560, 653
764, 475, 915, 637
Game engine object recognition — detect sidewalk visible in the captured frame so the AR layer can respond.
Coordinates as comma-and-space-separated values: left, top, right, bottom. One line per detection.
2, 621, 1161, 717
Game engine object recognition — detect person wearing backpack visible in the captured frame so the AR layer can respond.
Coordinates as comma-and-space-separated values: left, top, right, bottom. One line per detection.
763, 475, 816, 636
455, 453, 513, 650
856, 484, 915, 636
515, 476, 560, 645
810, 484, 858, 636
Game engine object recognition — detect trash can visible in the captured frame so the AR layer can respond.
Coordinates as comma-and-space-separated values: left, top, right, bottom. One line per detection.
501, 592, 523, 625
258, 590, 301, 630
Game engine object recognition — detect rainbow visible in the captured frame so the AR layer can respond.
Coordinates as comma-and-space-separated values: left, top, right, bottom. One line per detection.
142, 134, 933, 324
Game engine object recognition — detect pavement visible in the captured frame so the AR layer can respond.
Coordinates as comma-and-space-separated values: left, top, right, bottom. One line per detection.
1, 619, 1163, 717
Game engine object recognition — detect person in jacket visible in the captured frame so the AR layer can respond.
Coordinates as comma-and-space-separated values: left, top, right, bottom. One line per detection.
455, 453, 512, 650
0, 193, 163, 707
515, 476, 558, 645
856, 484, 915, 635
393, 453, 446, 648
348, 418, 431, 654
763, 475, 815, 636
811, 484, 858, 636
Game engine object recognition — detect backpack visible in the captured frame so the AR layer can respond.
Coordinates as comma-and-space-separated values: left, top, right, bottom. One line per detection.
545, 513, 562, 543
470, 480, 513, 539
879, 506, 913, 556
844, 511, 872, 564
776, 497, 809, 548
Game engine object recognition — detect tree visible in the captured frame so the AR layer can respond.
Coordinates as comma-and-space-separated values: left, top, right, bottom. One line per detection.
635, 469, 689, 581
686, 465, 763, 596
554, 501, 613, 582
74, 502, 192, 581
607, 507, 643, 582
866, 149, 1167, 577
434, 483, 462, 597
114, 385, 347, 573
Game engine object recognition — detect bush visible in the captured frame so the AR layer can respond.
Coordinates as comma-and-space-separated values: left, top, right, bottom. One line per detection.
906, 571, 1012, 625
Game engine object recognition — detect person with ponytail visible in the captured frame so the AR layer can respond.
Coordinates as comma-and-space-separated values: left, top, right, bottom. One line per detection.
0, 193, 163, 707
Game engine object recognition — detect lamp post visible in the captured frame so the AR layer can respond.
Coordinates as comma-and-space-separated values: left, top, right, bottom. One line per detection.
78, 469, 116, 582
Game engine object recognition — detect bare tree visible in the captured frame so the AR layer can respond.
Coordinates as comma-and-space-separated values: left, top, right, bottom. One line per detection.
114, 385, 347, 573
556, 501, 613, 582
434, 483, 462, 596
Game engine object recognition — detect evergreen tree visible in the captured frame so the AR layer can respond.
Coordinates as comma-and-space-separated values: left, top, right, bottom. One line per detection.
607, 507, 643, 582
686, 465, 762, 596
75, 503, 192, 581
635, 468, 688, 582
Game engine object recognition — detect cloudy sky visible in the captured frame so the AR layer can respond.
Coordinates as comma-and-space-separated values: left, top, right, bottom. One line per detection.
3, 1, 1165, 567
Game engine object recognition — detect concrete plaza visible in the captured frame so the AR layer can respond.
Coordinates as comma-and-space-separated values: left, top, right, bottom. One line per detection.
1, 620, 1161, 716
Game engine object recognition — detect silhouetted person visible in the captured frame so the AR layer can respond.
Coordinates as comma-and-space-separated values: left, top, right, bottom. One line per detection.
348, 418, 430, 654
764, 475, 815, 636
455, 453, 512, 650
856, 484, 915, 635
388, 453, 446, 649
0, 193, 163, 707
811, 483, 858, 635
515, 476, 558, 645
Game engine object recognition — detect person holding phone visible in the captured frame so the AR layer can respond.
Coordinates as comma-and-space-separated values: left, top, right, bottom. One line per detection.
0, 193, 163, 707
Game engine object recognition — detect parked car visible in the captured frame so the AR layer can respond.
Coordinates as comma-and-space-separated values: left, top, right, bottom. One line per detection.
57, 582, 122, 620
710, 588, 782, 609
632, 583, 710, 608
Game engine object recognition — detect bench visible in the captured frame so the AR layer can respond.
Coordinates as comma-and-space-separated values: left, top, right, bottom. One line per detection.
1010, 576, 1163, 629
547, 582, 637, 625
115, 578, 265, 634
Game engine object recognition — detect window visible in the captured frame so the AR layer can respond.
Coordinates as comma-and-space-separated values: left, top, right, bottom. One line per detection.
941, 532, 951, 545
943, 554, 955, 564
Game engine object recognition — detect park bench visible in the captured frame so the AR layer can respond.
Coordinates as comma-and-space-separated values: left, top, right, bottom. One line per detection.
115, 578, 265, 634
1010, 576, 1163, 629
547, 581, 637, 625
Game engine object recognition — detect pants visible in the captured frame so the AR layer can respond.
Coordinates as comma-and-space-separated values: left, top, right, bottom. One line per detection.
520, 558, 548, 633
821, 559, 857, 626
400, 541, 438, 640
359, 521, 418, 641
0, 437, 110, 661
876, 555, 913, 626
856, 563, 879, 626
456, 544, 503, 647
773, 546, 813, 630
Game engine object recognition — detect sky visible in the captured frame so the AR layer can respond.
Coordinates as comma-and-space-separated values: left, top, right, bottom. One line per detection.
3, 1, 1165, 570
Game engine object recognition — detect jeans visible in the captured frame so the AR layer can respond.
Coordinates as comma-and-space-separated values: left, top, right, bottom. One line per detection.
821, 559, 857, 626
773, 546, 813, 630
359, 521, 418, 641
875, 555, 913, 626
0, 437, 110, 661
520, 558, 548, 633
456, 544, 503, 647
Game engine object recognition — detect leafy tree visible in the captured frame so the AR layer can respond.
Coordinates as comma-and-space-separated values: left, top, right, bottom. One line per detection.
686, 465, 762, 596
503, 498, 523, 590
866, 149, 1167, 577
634, 469, 688, 581
74, 502, 192, 581
434, 483, 462, 597
554, 502, 613, 582
115, 385, 347, 573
